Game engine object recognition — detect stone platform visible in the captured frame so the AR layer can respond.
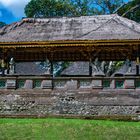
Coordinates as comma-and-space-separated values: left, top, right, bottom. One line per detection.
0, 76, 140, 117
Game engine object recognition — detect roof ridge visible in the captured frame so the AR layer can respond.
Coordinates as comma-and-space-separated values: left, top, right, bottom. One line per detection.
76, 14, 117, 38
0, 20, 24, 36
0, 14, 140, 42
76, 15, 140, 39
114, 15, 140, 34
22, 14, 118, 23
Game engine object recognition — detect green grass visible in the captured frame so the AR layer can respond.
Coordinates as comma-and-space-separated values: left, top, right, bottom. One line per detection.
0, 118, 140, 140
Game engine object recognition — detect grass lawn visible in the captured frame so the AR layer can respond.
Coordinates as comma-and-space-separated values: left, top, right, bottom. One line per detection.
0, 118, 140, 140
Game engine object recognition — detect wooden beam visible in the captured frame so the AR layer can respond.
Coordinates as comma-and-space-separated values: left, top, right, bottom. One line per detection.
0, 40, 139, 61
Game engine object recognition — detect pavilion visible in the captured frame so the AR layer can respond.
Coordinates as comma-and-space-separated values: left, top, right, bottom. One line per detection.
0, 14, 140, 117
0, 14, 140, 76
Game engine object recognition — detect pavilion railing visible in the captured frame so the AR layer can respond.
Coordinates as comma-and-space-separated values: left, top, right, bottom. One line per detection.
0, 76, 140, 90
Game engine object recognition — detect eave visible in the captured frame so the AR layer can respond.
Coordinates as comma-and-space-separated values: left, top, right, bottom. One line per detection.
0, 39, 140, 48
0, 39, 140, 62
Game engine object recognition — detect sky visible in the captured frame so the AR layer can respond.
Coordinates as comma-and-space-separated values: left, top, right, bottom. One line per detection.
0, 0, 30, 24
0, 0, 130, 24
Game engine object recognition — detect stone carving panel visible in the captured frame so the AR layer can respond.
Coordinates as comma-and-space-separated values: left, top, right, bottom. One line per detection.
54, 80, 66, 88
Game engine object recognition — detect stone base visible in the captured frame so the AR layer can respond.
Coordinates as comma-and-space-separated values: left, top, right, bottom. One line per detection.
92, 80, 102, 89
42, 80, 52, 89
6, 80, 16, 89
24, 80, 33, 89
0, 89, 140, 116
125, 80, 135, 89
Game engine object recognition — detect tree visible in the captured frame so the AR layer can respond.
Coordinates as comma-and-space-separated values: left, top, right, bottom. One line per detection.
92, 0, 125, 14
25, 0, 125, 18
0, 22, 6, 28
117, 0, 140, 22
25, 0, 77, 17
25, 0, 98, 17
69, 0, 96, 16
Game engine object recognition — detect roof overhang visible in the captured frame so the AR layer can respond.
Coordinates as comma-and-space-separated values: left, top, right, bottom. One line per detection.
0, 40, 139, 61
0, 39, 140, 48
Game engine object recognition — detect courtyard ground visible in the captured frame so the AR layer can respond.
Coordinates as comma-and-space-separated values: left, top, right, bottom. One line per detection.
0, 118, 140, 140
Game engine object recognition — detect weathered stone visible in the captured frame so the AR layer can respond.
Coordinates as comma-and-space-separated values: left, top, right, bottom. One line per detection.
79, 80, 92, 89
6, 79, 16, 89
0, 87, 140, 117
42, 80, 52, 89
92, 80, 102, 89
24, 80, 33, 89
110, 80, 115, 89
66, 80, 77, 90
54, 80, 66, 89
125, 80, 135, 89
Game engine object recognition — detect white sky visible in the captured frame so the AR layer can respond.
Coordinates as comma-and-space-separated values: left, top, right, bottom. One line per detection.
0, 0, 30, 17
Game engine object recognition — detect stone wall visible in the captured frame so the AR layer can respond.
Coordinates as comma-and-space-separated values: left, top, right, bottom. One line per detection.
0, 89, 140, 116
0, 76, 140, 117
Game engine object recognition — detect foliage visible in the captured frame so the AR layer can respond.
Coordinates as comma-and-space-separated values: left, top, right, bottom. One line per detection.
25, 0, 126, 17
0, 21, 6, 28
25, 0, 97, 17
69, 0, 98, 16
25, 0, 76, 17
53, 61, 71, 76
117, 0, 140, 23
93, 61, 125, 76
25, 0, 127, 17
39, 61, 71, 76
93, 0, 125, 14
0, 118, 140, 140
100, 61, 124, 76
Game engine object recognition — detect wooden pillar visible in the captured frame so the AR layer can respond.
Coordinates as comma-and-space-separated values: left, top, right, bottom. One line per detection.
136, 47, 140, 76
136, 57, 139, 76
1, 59, 5, 76
50, 61, 54, 89
89, 58, 92, 76
0, 49, 6, 76
50, 61, 54, 77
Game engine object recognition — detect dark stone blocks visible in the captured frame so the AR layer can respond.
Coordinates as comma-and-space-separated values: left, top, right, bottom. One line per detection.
0, 89, 140, 116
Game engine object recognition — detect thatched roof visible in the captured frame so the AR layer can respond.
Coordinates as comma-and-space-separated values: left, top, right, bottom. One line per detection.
15, 62, 46, 75
61, 62, 105, 76
0, 14, 140, 42
62, 61, 140, 77
112, 62, 139, 77
61, 62, 89, 76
